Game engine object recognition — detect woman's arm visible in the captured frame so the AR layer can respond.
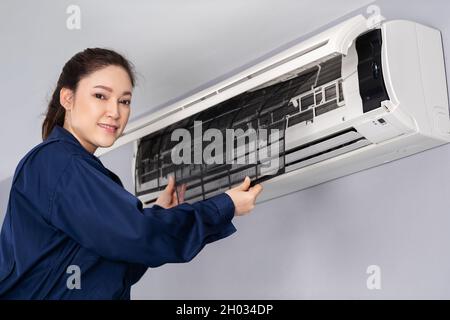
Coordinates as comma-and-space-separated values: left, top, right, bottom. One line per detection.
49, 154, 237, 267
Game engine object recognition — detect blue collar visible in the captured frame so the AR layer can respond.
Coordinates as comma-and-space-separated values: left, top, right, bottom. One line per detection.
46, 125, 123, 187
47, 125, 101, 160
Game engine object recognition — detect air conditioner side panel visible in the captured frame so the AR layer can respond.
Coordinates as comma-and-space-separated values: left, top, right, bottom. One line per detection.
415, 22, 450, 138
382, 20, 450, 140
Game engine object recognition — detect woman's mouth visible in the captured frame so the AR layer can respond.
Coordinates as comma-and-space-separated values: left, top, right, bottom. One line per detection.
98, 123, 118, 134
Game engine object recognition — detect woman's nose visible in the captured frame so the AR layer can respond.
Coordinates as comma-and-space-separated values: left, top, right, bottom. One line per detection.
105, 101, 120, 118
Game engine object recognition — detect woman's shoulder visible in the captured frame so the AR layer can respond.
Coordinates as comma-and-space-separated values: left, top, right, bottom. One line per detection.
12, 137, 87, 189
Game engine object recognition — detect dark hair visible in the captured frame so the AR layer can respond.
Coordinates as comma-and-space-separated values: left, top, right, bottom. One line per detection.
41, 48, 136, 140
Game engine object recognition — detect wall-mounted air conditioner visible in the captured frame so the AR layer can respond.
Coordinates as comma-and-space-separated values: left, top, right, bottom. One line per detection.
95, 15, 450, 207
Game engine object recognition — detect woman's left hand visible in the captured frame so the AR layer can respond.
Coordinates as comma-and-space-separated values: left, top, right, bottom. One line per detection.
155, 175, 186, 209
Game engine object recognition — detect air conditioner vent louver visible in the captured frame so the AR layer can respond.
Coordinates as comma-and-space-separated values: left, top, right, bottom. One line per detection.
285, 128, 371, 172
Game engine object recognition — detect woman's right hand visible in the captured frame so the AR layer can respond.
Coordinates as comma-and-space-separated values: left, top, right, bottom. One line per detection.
225, 176, 263, 216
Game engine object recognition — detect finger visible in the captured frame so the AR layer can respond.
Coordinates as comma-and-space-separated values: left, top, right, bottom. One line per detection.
171, 189, 178, 206
237, 176, 251, 191
249, 183, 263, 198
178, 184, 187, 203
165, 175, 175, 192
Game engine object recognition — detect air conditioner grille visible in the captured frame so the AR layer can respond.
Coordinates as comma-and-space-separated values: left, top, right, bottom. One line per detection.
136, 55, 353, 202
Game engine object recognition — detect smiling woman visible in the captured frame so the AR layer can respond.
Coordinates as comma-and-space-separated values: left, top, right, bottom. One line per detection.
42, 49, 135, 154
60, 66, 132, 153
0, 47, 263, 300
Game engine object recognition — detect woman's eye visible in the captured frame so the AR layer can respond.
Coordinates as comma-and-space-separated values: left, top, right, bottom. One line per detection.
95, 93, 106, 100
120, 100, 131, 106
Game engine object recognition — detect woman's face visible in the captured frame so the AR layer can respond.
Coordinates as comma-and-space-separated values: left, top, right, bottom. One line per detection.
60, 65, 133, 154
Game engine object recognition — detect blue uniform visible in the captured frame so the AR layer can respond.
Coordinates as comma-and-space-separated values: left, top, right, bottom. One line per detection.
0, 125, 236, 299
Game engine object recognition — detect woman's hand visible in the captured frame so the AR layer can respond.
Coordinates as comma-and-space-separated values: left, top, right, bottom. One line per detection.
155, 175, 263, 215
225, 176, 263, 216
155, 175, 186, 209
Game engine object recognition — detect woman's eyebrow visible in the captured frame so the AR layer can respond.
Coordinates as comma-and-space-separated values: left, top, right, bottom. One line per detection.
93, 85, 132, 96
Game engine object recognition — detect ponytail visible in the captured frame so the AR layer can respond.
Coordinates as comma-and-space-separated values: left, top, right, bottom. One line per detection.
42, 85, 66, 140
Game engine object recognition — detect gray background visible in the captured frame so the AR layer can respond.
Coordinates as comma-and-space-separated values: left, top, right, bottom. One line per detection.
1, 0, 449, 299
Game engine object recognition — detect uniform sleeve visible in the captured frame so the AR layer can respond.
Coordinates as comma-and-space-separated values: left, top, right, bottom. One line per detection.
49, 155, 237, 267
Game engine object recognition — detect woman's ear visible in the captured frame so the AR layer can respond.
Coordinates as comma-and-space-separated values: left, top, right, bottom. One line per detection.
59, 87, 74, 111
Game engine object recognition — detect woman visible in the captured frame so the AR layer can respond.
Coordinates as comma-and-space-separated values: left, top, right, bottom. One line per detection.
0, 48, 263, 299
